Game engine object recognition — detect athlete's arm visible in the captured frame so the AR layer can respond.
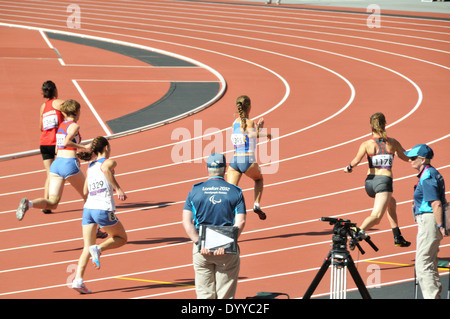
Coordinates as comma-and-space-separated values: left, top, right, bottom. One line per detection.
64, 123, 88, 150
102, 159, 127, 201
39, 103, 45, 132
390, 138, 410, 162
345, 141, 367, 173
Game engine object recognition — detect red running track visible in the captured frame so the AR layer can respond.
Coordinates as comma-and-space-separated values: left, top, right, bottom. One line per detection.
0, 0, 449, 300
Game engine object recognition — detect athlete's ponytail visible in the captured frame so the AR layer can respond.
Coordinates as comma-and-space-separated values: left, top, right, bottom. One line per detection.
236, 95, 251, 132
77, 136, 109, 161
370, 112, 387, 140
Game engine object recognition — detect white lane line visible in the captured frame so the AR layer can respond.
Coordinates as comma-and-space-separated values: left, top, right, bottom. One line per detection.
72, 79, 112, 136
38, 28, 65, 66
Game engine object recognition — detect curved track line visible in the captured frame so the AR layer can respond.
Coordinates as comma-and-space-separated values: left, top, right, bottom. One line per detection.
0, 6, 435, 169
4, 4, 450, 46
0, 2, 448, 299
2, 163, 448, 235
0, 13, 428, 173
0, 23, 227, 160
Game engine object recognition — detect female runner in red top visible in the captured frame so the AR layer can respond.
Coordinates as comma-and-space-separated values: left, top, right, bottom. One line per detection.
39, 81, 64, 213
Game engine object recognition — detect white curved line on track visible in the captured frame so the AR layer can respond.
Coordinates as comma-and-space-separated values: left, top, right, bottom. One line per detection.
0, 14, 430, 179
2, 3, 450, 41
1, 218, 449, 297
3, 0, 449, 38
0, 3, 448, 300
2, 0, 444, 162
0, 4, 446, 168
1, 153, 448, 233
0, 22, 228, 160
0, 21, 354, 172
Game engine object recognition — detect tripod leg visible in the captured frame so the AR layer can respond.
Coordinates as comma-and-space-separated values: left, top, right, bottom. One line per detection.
303, 254, 332, 299
346, 254, 371, 299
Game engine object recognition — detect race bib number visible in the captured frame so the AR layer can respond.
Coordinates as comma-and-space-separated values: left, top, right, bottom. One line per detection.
42, 113, 59, 130
371, 154, 393, 168
108, 211, 117, 222
89, 179, 107, 196
231, 133, 246, 147
56, 133, 65, 148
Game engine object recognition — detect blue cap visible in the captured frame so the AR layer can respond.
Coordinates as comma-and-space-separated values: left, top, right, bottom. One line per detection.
207, 153, 226, 168
404, 144, 434, 159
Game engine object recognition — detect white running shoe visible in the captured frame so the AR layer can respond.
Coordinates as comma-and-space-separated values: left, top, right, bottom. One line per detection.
72, 279, 92, 294
89, 245, 101, 269
16, 198, 29, 221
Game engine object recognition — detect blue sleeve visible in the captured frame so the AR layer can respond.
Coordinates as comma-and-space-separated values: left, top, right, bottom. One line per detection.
235, 191, 246, 215
183, 191, 193, 211
422, 177, 440, 203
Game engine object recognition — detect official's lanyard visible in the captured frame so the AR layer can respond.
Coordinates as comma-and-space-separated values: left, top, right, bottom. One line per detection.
414, 165, 431, 190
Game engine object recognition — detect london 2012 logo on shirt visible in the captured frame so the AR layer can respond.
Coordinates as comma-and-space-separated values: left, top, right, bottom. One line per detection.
209, 195, 222, 205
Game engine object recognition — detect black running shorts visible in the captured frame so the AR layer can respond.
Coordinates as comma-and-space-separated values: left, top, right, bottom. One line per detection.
364, 175, 393, 198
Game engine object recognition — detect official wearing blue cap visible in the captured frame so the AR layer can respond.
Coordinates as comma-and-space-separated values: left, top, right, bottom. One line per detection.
405, 144, 447, 298
206, 152, 226, 168
403, 144, 434, 159
182, 153, 246, 299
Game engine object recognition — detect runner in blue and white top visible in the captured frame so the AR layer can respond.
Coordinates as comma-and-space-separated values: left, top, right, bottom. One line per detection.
227, 95, 272, 221
71, 136, 128, 295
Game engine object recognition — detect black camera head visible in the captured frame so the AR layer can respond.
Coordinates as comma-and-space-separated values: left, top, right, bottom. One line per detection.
320, 217, 356, 228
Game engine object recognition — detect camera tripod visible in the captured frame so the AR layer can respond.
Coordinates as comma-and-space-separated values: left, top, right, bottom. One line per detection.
303, 217, 378, 299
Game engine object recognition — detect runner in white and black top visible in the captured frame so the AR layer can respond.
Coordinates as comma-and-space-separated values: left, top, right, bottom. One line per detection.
71, 136, 127, 294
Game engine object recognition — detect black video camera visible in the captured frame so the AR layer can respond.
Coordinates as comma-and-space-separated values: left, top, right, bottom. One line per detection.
320, 217, 378, 254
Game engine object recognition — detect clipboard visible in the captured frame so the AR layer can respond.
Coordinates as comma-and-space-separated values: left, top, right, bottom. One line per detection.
198, 225, 239, 254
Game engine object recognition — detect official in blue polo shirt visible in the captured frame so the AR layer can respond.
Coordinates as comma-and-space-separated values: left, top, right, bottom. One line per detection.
182, 153, 246, 299
405, 144, 447, 299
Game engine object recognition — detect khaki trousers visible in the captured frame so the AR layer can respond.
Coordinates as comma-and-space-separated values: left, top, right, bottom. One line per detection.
416, 213, 443, 299
192, 244, 240, 299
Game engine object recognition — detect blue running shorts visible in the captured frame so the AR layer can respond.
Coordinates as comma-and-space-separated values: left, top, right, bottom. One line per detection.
49, 157, 80, 179
230, 155, 256, 174
82, 208, 119, 227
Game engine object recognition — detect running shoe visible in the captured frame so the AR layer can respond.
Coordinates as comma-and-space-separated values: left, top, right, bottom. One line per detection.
72, 279, 92, 294
253, 206, 267, 220
89, 245, 101, 270
394, 236, 411, 247
16, 198, 29, 221
96, 228, 108, 239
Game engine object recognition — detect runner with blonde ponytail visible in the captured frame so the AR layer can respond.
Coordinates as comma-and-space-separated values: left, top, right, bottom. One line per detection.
344, 112, 411, 248
227, 95, 272, 220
